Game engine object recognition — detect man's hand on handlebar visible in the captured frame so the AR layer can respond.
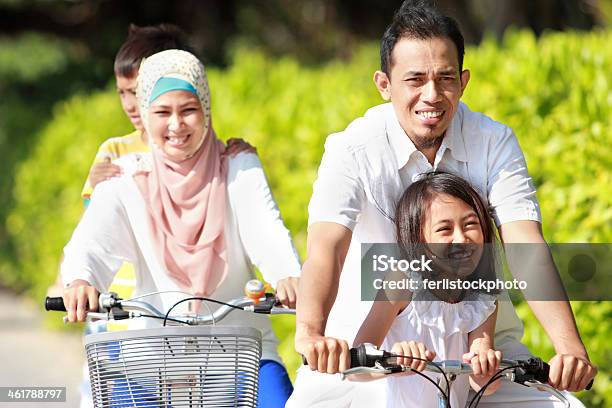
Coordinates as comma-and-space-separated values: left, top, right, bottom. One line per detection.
548, 352, 597, 392
296, 335, 351, 374
275, 277, 299, 309
63, 279, 99, 323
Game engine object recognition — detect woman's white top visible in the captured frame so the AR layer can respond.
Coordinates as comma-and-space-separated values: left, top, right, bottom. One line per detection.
382, 288, 496, 408
61, 153, 301, 363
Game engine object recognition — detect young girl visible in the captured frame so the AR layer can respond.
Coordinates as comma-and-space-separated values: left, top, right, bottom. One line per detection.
353, 171, 503, 408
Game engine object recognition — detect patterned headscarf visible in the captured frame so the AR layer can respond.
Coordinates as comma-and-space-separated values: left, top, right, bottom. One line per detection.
135, 49, 228, 297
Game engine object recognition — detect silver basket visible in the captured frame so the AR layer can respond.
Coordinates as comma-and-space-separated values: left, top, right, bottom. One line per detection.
84, 326, 262, 408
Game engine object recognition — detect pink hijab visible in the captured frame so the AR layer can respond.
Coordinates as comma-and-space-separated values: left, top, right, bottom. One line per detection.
135, 50, 228, 297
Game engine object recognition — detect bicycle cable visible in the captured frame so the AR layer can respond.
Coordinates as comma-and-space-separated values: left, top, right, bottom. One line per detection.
468, 373, 504, 408
467, 365, 520, 408
163, 296, 244, 326
124, 290, 193, 302
389, 354, 451, 407
138, 314, 189, 325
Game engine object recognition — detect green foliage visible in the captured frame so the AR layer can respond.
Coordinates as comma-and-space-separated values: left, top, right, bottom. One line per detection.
5, 90, 133, 291
5, 30, 610, 403
0, 33, 72, 81
517, 301, 612, 407
462, 29, 612, 243
0, 32, 82, 289
0, 32, 110, 290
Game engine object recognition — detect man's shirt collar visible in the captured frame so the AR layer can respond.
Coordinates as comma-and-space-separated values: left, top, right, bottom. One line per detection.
386, 103, 468, 169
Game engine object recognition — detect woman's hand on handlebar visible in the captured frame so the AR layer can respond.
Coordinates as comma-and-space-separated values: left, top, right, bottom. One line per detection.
275, 277, 299, 308
391, 341, 436, 374
63, 280, 99, 323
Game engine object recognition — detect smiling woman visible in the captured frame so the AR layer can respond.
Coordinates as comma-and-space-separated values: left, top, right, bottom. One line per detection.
148, 90, 205, 161
59, 49, 301, 406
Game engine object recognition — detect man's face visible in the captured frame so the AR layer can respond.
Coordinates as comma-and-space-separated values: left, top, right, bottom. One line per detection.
374, 37, 470, 148
116, 74, 143, 131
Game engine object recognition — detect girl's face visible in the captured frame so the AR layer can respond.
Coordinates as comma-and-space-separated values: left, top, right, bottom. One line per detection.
148, 90, 205, 162
423, 193, 484, 278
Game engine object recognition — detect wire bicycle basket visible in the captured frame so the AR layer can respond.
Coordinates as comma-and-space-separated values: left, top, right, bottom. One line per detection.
84, 326, 262, 408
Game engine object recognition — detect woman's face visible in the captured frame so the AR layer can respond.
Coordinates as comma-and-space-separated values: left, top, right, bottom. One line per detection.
148, 90, 205, 162
423, 193, 484, 278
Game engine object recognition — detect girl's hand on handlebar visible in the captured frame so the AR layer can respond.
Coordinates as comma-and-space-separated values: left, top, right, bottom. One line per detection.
275, 277, 299, 308
391, 341, 435, 373
463, 349, 502, 378
63, 280, 99, 323
463, 349, 503, 394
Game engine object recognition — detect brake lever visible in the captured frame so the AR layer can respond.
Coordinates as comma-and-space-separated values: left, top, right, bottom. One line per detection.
341, 361, 404, 380
341, 366, 390, 380
524, 381, 570, 408
241, 294, 273, 313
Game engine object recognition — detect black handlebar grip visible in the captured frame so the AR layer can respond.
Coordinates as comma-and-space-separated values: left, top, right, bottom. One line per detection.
45, 296, 66, 312
586, 379, 594, 391
536, 360, 550, 383
301, 347, 360, 367
350, 346, 363, 368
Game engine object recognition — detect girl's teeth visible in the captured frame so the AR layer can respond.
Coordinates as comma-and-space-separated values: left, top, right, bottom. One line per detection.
418, 111, 443, 118
449, 251, 472, 259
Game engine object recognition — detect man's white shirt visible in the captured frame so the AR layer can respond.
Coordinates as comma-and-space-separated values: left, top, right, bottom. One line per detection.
308, 102, 541, 348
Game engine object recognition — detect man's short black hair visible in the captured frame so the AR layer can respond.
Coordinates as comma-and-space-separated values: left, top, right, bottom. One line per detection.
380, 1, 465, 75
114, 23, 194, 78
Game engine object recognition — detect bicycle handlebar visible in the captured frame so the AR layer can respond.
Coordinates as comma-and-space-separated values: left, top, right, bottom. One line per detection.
342, 343, 592, 390
45, 296, 67, 312
45, 288, 295, 325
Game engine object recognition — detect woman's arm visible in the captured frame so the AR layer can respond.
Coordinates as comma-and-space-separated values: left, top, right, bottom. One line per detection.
227, 153, 301, 304
61, 180, 139, 321
465, 302, 502, 395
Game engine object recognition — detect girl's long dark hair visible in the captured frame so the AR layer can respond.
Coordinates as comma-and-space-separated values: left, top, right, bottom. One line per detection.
395, 171, 499, 292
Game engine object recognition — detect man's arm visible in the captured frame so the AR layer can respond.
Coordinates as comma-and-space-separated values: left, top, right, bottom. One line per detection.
295, 222, 352, 374
499, 220, 597, 391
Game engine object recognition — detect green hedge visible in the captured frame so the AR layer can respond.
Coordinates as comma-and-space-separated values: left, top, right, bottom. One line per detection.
5, 30, 611, 405
0, 32, 111, 289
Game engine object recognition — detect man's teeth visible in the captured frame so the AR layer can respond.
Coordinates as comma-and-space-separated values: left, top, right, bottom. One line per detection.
417, 111, 443, 118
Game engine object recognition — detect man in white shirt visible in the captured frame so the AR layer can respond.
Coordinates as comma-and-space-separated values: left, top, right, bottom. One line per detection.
289, 2, 596, 407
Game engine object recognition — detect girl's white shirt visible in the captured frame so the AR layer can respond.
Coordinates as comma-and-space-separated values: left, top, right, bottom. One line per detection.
61, 152, 301, 363
382, 281, 496, 408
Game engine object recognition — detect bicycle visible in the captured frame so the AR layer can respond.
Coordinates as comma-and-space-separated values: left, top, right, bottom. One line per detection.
340, 343, 593, 408
45, 280, 295, 408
